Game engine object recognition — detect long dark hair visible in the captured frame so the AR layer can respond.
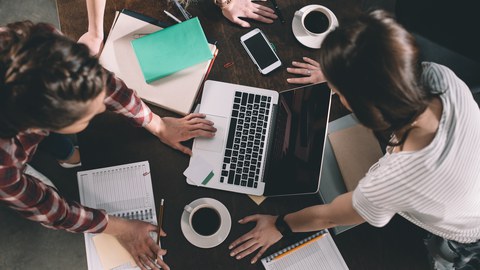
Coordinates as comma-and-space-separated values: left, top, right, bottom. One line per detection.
0, 21, 106, 138
319, 10, 435, 145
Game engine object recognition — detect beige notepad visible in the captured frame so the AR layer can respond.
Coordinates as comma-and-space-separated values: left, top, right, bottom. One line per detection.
92, 234, 136, 270
100, 11, 217, 115
248, 194, 267, 205
328, 124, 383, 191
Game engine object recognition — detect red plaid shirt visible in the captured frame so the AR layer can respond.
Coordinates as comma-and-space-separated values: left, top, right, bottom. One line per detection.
0, 73, 153, 233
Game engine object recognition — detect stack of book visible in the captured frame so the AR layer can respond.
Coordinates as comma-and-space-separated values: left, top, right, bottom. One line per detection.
99, 10, 218, 115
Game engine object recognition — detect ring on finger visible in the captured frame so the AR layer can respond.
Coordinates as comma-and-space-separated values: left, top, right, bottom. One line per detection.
305, 69, 311, 75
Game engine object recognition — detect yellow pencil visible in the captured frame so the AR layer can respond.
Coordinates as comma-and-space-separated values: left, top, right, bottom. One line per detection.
273, 233, 325, 261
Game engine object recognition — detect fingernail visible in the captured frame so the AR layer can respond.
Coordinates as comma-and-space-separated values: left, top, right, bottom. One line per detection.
230, 252, 235, 256
228, 245, 233, 249
251, 260, 256, 264
236, 255, 242, 259
287, 79, 292, 82
238, 219, 243, 223
292, 61, 297, 64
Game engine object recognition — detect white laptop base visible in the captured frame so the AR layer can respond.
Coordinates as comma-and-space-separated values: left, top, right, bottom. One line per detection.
187, 80, 279, 196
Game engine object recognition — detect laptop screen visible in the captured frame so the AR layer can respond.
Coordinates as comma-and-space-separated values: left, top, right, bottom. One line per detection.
263, 83, 332, 196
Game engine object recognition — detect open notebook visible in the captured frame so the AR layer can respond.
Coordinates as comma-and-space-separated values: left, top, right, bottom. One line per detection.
77, 161, 158, 270
100, 9, 218, 115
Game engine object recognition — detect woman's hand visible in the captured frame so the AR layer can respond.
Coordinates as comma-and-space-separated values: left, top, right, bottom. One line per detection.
287, 57, 326, 85
146, 113, 216, 155
222, 0, 277, 28
105, 216, 170, 270
229, 214, 282, 264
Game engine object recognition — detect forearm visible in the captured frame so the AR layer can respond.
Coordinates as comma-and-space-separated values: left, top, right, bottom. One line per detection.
284, 192, 365, 232
103, 215, 125, 236
1, 173, 108, 233
104, 72, 153, 127
85, 0, 106, 38
144, 113, 163, 136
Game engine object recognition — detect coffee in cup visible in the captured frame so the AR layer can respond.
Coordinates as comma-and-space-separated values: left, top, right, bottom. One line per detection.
304, 11, 330, 34
294, 5, 337, 37
185, 204, 221, 236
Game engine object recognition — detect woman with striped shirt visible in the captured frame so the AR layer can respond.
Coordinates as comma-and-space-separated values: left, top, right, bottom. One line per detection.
229, 10, 480, 269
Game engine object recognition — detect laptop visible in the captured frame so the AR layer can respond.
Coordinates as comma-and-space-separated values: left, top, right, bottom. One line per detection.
187, 80, 332, 196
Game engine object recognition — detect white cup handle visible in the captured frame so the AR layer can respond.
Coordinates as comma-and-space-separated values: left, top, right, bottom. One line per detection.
184, 205, 193, 213
294, 10, 304, 20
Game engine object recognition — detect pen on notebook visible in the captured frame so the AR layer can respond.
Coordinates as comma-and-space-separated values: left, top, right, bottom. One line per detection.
269, 0, 285, 24
164, 10, 182, 23
156, 198, 165, 246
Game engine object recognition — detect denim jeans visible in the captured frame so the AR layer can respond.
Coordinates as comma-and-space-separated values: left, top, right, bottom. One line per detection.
425, 234, 480, 270
38, 132, 76, 160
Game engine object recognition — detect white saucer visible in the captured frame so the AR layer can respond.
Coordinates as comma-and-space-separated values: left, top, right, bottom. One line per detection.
292, 5, 339, 49
180, 198, 231, 248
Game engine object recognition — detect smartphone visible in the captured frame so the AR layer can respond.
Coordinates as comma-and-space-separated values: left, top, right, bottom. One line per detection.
240, 28, 282, 75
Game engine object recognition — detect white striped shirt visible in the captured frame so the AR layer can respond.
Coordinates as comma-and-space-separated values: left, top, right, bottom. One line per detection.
352, 62, 480, 243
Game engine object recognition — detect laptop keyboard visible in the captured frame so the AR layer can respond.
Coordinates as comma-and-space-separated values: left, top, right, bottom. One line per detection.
220, 91, 272, 188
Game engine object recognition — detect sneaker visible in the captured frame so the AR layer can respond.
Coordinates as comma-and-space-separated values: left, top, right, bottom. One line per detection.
24, 164, 56, 189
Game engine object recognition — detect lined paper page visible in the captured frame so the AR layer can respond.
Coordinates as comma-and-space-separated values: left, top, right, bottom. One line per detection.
262, 232, 348, 270
78, 161, 156, 222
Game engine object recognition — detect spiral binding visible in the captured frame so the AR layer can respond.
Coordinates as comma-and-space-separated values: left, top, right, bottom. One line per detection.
112, 208, 154, 221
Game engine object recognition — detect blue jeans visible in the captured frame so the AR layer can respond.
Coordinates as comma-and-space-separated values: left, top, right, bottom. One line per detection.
425, 234, 480, 270
38, 133, 76, 161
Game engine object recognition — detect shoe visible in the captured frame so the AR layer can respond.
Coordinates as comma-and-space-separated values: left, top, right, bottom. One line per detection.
24, 164, 57, 189
58, 146, 82, 168
59, 161, 82, 168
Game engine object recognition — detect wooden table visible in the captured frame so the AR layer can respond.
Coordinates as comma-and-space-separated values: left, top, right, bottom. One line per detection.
58, 0, 429, 269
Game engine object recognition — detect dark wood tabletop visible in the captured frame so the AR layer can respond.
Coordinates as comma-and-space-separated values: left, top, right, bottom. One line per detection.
59, 0, 429, 269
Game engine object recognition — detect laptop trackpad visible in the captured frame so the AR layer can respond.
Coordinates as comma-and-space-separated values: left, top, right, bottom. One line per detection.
195, 114, 228, 153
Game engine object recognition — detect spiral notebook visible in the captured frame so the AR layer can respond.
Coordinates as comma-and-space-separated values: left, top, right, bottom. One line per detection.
77, 161, 158, 270
261, 230, 348, 270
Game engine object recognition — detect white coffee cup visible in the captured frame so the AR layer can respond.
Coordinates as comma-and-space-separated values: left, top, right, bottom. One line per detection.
184, 203, 221, 237
294, 5, 338, 37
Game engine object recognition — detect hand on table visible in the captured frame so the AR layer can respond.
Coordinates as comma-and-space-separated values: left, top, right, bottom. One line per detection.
229, 214, 282, 264
222, 0, 278, 28
147, 113, 216, 155
77, 31, 104, 56
106, 216, 170, 270
287, 57, 326, 85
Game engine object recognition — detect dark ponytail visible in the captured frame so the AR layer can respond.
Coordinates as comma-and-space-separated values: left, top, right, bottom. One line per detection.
319, 10, 435, 145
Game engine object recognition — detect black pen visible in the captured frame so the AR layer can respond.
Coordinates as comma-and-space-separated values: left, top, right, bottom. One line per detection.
269, 0, 285, 24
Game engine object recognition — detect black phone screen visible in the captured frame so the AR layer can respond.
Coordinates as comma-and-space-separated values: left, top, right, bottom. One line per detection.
243, 32, 279, 69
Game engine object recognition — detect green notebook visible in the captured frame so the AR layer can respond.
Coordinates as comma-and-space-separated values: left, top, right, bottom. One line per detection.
131, 17, 213, 84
